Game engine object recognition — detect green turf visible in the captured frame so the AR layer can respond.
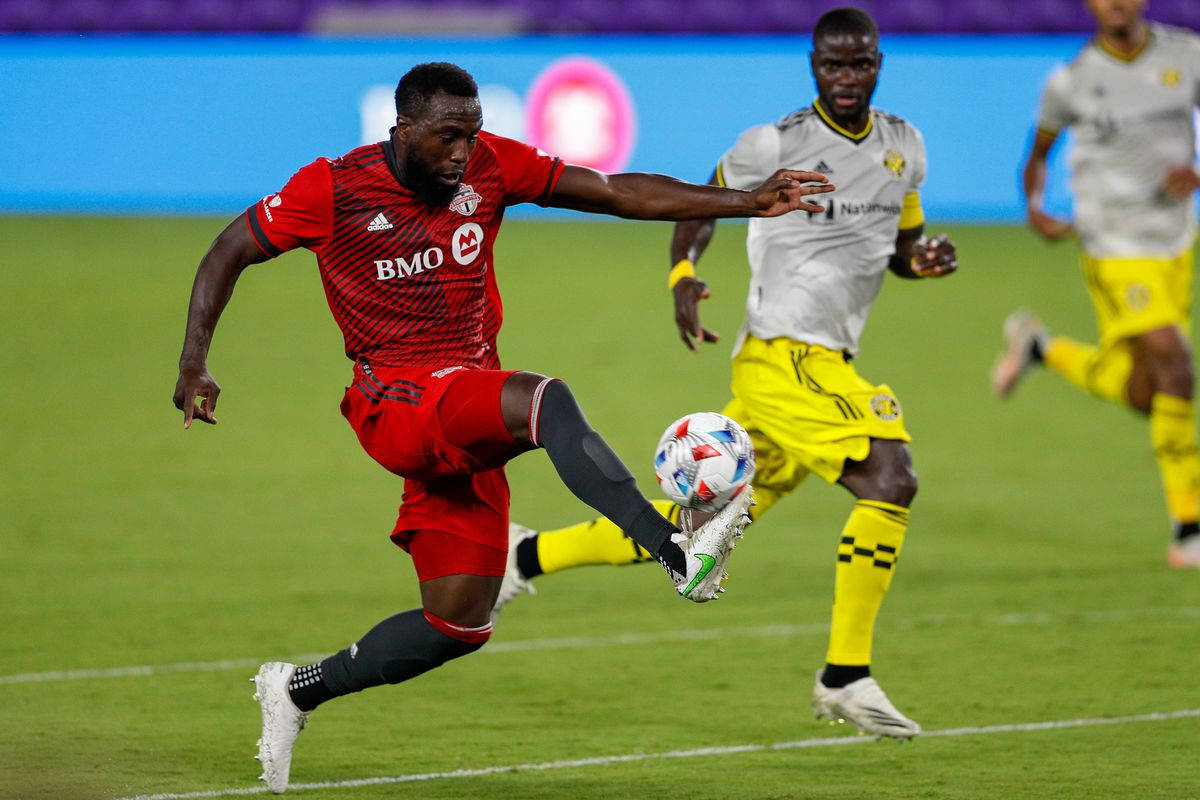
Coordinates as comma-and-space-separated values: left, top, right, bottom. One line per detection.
1, 217, 1197, 800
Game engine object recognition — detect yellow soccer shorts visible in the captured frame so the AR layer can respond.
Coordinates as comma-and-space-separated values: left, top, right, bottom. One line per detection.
723, 336, 911, 511
1081, 248, 1193, 347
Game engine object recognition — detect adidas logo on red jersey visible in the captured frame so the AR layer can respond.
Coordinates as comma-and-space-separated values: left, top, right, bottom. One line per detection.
366, 212, 393, 231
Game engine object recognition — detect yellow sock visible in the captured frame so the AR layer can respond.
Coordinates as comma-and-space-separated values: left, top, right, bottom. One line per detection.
536, 500, 675, 574
1150, 393, 1200, 528
825, 500, 909, 666
536, 485, 775, 575
1043, 335, 1132, 406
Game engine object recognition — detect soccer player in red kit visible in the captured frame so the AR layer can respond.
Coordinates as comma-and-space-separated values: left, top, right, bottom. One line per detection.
172, 63, 832, 793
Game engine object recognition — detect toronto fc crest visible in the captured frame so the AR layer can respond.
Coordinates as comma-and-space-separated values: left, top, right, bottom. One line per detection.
450, 184, 482, 216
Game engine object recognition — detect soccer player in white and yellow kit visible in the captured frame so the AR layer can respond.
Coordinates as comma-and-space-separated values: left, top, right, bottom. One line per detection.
496, 8, 958, 739
994, 0, 1200, 568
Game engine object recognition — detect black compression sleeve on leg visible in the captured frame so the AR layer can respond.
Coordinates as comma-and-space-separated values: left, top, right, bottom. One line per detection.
536, 380, 684, 573
316, 609, 482, 700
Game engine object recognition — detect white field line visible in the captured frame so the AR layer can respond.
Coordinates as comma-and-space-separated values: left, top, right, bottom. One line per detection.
4, 606, 1199, 687
115, 707, 1200, 800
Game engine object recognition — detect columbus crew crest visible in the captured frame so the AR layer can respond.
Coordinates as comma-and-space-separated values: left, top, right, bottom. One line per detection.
870, 393, 902, 421
450, 184, 483, 216
882, 149, 906, 180
1125, 283, 1151, 312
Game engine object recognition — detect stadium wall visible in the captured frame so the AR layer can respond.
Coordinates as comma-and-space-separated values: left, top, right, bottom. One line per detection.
0, 34, 1123, 220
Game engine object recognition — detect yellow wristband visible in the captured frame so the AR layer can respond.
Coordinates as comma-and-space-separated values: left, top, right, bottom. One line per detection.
668, 259, 696, 290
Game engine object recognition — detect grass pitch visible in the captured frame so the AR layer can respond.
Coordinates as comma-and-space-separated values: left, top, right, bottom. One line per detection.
1, 217, 1198, 800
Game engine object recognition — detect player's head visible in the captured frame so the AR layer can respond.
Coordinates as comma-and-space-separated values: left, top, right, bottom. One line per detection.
392, 62, 482, 205
1085, 0, 1146, 35
809, 7, 881, 128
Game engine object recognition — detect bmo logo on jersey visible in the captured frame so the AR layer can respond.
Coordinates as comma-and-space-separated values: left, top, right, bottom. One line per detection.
374, 248, 445, 280
372, 223, 486, 281
452, 223, 484, 266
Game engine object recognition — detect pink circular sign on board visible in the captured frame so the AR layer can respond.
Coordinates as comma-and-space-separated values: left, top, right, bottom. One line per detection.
525, 57, 637, 174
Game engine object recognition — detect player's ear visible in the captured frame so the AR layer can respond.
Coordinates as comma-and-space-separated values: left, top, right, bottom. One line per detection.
394, 116, 413, 142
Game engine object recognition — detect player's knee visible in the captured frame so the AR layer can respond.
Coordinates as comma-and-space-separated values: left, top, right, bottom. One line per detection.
501, 371, 554, 443
878, 463, 918, 507
422, 609, 492, 652
1150, 353, 1194, 398
1138, 330, 1195, 398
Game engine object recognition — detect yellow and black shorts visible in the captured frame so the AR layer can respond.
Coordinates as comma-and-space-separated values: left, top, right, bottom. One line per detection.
722, 336, 910, 513
1081, 248, 1193, 346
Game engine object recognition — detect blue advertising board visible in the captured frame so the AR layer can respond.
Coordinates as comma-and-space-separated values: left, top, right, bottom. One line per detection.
0, 34, 1120, 219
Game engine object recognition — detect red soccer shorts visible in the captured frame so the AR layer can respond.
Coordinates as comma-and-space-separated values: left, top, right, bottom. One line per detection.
407, 529, 508, 582
340, 362, 520, 560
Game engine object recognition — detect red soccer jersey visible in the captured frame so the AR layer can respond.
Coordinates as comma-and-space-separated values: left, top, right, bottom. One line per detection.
245, 131, 564, 369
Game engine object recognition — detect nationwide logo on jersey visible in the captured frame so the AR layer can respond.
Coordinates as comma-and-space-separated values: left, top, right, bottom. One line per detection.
870, 393, 902, 422
813, 160, 834, 175
882, 149, 906, 180
452, 222, 484, 266
367, 212, 393, 231
449, 184, 483, 216
1161, 68, 1182, 88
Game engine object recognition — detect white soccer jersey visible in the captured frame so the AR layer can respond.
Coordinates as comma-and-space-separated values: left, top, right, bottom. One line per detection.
1037, 23, 1200, 257
717, 101, 926, 356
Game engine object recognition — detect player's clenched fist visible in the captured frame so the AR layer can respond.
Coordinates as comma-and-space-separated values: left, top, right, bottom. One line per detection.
911, 233, 958, 278
1027, 208, 1073, 241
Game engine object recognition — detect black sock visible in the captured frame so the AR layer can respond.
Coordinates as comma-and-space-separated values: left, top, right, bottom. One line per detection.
821, 663, 871, 688
288, 609, 483, 711
516, 535, 543, 578
1175, 521, 1200, 542
536, 380, 684, 575
1030, 334, 1046, 363
288, 662, 334, 712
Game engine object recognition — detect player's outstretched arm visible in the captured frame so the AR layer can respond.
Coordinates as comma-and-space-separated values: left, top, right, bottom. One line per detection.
1023, 129, 1073, 241
173, 214, 270, 428
548, 165, 833, 221
670, 169, 721, 350
888, 226, 958, 280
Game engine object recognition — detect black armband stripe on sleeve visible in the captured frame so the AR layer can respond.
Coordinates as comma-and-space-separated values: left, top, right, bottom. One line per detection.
246, 209, 283, 258
535, 158, 563, 206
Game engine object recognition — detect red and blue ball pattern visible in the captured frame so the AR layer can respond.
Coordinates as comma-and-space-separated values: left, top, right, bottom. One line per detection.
653, 411, 755, 512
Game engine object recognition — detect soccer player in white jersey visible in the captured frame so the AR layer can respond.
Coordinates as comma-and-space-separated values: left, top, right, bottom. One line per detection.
495, 7, 958, 740
994, 0, 1200, 568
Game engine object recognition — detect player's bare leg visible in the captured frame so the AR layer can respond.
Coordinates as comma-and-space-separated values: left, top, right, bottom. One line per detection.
812, 439, 921, 739
1129, 327, 1200, 568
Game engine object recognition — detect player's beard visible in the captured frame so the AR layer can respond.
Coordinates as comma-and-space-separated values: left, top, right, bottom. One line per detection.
403, 151, 459, 207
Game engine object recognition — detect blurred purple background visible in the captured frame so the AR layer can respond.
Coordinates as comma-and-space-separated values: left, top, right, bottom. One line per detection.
1, 0, 1195, 35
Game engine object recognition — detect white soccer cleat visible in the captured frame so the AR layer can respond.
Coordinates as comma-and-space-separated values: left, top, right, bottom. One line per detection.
672, 489, 752, 602
992, 308, 1047, 398
1168, 534, 1200, 569
252, 661, 309, 794
492, 522, 539, 621
812, 670, 922, 740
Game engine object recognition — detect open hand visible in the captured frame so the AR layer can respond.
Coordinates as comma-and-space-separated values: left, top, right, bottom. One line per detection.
673, 277, 720, 351
751, 169, 835, 217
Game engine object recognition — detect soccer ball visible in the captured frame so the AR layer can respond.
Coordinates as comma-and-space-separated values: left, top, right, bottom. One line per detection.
653, 412, 755, 512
